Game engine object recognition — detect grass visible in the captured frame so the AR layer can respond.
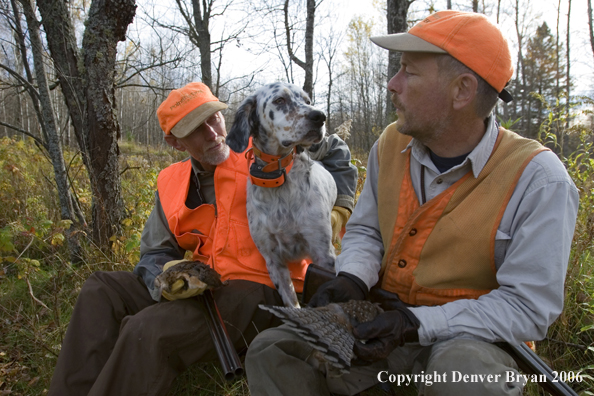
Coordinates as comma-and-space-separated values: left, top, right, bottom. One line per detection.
0, 126, 593, 395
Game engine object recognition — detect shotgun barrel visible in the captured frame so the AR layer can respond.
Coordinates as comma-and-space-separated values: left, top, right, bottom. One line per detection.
198, 289, 244, 381
498, 342, 578, 396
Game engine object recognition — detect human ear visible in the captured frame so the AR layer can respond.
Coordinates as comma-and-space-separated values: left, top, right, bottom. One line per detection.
451, 74, 478, 111
164, 134, 187, 152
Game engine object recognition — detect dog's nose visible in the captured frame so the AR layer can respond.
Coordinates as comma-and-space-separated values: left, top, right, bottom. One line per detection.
307, 110, 326, 125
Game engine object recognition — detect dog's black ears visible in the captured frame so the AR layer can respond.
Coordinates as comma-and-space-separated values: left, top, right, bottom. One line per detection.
227, 95, 258, 153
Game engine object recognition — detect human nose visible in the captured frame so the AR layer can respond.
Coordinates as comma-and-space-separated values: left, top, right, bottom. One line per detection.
202, 122, 218, 141
387, 70, 402, 93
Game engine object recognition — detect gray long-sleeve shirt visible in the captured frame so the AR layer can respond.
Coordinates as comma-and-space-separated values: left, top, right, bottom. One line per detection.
134, 134, 358, 301
336, 115, 579, 346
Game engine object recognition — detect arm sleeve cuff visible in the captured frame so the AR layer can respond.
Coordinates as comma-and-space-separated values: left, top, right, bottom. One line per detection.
337, 271, 369, 298
408, 306, 451, 345
335, 194, 355, 212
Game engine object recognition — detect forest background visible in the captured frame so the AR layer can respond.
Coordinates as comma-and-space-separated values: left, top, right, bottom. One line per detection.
0, 0, 593, 394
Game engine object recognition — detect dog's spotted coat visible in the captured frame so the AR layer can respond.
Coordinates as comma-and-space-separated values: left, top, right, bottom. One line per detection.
226, 83, 336, 308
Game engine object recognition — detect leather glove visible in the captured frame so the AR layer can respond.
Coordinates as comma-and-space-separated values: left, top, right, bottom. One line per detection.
330, 206, 351, 243
368, 286, 410, 311
352, 304, 420, 363
308, 272, 368, 308
161, 259, 205, 301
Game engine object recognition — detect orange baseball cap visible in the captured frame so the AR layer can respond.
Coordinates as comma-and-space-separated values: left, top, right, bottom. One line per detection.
157, 82, 228, 138
371, 11, 513, 103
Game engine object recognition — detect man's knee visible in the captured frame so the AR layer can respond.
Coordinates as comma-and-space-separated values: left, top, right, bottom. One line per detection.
421, 339, 522, 396
247, 326, 307, 362
247, 327, 334, 396
81, 271, 141, 297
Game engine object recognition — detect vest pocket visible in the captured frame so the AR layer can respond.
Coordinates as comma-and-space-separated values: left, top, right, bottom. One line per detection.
176, 231, 210, 262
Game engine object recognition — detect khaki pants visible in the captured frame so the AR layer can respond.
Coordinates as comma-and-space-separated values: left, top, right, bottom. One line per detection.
48, 271, 283, 396
246, 325, 524, 396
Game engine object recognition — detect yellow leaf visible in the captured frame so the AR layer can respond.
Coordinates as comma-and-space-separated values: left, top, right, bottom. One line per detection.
51, 233, 65, 246
59, 220, 73, 229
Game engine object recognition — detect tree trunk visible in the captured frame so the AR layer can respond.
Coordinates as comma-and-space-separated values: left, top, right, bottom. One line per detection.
472, 0, 479, 13
565, 0, 571, 134
514, 0, 527, 134
36, 0, 88, 165
556, 0, 561, 98
303, 0, 315, 98
10, 0, 48, 143
496, 0, 501, 23
284, 0, 315, 98
320, 32, 340, 133
18, 0, 83, 262
38, 0, 136, 247
82, 0, 135, 245
588, 0, 594, 63
386, 0, 413, 124
554, 0, 562, 143
192, 0, 213, 90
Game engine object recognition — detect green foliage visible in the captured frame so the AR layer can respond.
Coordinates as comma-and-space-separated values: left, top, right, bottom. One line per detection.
351, 157, 368, 201
1, 115, 594, 394
0, 137, 184, 395
0, 137, 79, 278
498, 116, 522, 130
502, 21, 568, 140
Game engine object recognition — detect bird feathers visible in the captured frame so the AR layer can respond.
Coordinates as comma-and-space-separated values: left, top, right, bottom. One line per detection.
259, 300, 383, 376
154, 260, 223, 295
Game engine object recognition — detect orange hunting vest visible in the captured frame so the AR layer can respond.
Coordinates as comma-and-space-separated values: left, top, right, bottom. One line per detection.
377, 124, 547, 306
156, 151, 308, 291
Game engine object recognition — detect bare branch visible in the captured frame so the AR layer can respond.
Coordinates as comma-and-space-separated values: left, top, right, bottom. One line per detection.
116, 57, 184, 87
284, 0, 306, 70
0, 62, 41, 101
116, 83, 177, 91
0, 120, 46, 147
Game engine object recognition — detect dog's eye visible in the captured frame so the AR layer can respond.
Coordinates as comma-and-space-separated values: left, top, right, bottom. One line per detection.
273, 98, 285, 105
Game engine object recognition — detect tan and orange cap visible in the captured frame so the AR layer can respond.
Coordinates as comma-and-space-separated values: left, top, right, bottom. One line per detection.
371, 11, 513, 103
157, 82, 228, 138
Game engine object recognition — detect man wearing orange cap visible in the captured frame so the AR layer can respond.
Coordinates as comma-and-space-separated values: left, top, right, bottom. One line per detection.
47, 82, 357, 396
246, 11, 578, 395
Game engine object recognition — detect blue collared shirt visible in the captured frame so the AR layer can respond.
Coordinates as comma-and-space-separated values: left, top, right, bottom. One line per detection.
337, 115, 579, 345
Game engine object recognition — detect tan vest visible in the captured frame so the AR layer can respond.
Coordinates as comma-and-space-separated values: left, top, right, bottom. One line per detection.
377, 124, 547, 306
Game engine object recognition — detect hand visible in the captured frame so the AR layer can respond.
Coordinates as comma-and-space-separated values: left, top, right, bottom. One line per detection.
352, 306, 420, 362
308, 272, 367, 308
160, 260, 206, 301
368, 286, 410, 311
330, 206, 351, 243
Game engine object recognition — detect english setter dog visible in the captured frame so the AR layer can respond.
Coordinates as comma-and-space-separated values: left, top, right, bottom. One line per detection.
226, 82, 336, 308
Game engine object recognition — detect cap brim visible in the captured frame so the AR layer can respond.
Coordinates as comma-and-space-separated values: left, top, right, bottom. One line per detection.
171, 101, 228, 138
370, 33, 447, 53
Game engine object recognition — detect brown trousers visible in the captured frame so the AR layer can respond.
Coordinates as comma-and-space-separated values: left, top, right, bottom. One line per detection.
48, 271, 283, 396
